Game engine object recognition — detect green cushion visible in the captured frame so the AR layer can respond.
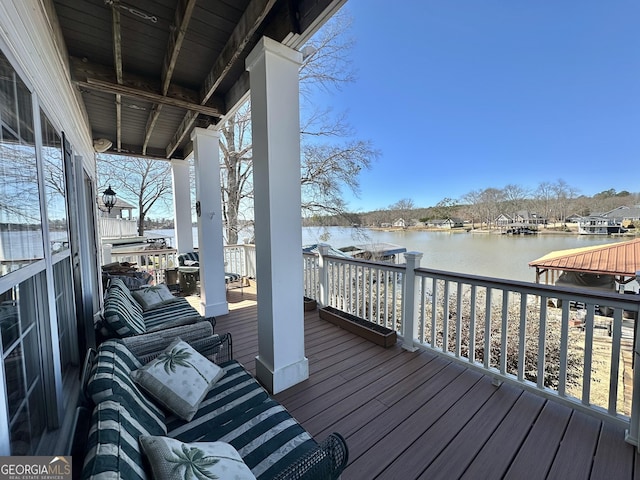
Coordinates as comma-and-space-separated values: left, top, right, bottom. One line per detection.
103, 287, 146, 337
131, 339, 225, 421
139, 436, 256, 480
87, 340, 166, 433
81, 400, 165, 480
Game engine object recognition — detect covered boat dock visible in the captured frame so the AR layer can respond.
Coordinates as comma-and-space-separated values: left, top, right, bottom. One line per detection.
529, 238, 640, 290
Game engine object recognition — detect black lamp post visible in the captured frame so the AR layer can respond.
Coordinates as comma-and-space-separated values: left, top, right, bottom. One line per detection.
102, 185, 117, 213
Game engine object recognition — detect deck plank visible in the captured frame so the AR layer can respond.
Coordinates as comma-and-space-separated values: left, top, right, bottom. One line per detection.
213, 286, 638, 480
416, 382, 523, 480
460, 390, 546, 480
504, 400, 573, 479
377, 375, 505, 480
547, 411, 601, 480
591, 421, 634, 479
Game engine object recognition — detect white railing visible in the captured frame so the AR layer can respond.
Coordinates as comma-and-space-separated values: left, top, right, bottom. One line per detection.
108, 247, 178, 285
99, 217, 138, 238
224, 244, 256, 278
304, 245, 640, 443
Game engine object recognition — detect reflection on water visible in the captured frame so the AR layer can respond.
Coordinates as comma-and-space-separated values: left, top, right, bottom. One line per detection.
302, 227, 631, 283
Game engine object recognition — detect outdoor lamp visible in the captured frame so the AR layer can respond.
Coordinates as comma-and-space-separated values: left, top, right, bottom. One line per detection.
102, 185, 117, 213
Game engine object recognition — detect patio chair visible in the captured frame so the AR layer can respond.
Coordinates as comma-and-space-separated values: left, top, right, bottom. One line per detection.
177, 251, 245, 295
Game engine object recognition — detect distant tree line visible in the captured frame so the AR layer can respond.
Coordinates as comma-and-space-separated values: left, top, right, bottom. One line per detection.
304, 181, 640, 228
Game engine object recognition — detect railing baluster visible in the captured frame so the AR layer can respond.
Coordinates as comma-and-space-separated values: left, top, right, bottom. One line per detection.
484, 287, 492, 370
610, 307, 623, 414
558, 301, 570, 397
431, 278, 438, 348
442, 280, 450, 353
456, 282, 463, 357
517, 293, 527, 381
469, 284, 477, 364
500, 291, 509, 375
537, 297, 547, 389
583, 303, 596, 406
419, 276, 426, 345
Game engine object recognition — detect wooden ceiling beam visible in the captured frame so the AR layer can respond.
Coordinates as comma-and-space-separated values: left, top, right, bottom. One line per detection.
143, 0, 198, 155
70, 57, 225, 113
111, 4, 123, 151
77, 78, 222, 118
165, 0, 278, 158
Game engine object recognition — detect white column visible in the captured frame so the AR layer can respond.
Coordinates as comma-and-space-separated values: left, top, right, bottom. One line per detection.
401, 252, 423, 351
171, 159, 193, 253
246, 36, 308, 394
191, 127, 228, 317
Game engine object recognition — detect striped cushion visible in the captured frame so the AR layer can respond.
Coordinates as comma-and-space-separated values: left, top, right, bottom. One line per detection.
166, 361, 317, 480
108, 278, 143, 315
142, 297, 201, 332
87, 340, 166, 433
81, 400, 165, 480
103, 287, 146, 337
226, 272, 242, 283
178, 252, 199, 267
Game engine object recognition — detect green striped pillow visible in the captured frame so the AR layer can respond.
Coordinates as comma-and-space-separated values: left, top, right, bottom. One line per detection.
81, 400, 164, 480
103, 287, 146, 337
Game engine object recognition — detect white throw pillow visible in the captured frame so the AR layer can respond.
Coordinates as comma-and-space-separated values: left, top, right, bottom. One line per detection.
131, 338, 225, 421
139, 436, 256, 480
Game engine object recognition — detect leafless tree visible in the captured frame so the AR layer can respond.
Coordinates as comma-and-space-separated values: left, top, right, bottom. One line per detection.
219, 104, 253, 244
502, 184, 530, 220
478, 188, 504, 229
461, 189, 484, 229
218, 8, 377, 244
98, 154, 172, 236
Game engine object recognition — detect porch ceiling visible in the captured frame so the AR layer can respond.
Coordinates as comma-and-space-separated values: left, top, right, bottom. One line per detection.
49, 0, 344, 160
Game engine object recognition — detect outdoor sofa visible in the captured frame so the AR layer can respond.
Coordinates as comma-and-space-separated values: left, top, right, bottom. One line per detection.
78, 324, 349, 480
99, 277, 214, 341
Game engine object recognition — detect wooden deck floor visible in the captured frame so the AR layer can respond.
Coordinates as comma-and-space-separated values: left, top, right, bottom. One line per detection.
217, 285, 640, 479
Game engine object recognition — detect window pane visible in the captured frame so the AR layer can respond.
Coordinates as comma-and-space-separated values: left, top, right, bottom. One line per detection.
0, 293, 19, 351
10, 405, 30, 455
0, 51, 43, 276
5, 344, 25, 419
54, 258, 77, 372
41, 112, 68, 254
1, 273, 49, 455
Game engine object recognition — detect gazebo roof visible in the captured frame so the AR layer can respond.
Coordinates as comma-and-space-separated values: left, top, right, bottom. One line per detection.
529, 238, 640, 277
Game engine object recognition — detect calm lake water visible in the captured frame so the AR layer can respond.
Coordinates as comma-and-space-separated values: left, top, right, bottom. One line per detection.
301, 227, 631, 283
149, 226, 632, 283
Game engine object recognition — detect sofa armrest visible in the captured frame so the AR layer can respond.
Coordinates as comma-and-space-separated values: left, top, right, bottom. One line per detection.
272, 433, 349, 480
133, 332, 233, 366
121, 320, 213, 358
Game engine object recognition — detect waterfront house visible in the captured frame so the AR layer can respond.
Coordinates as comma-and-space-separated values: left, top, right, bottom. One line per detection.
604, 206, 640, 228
578, 215, 626, 235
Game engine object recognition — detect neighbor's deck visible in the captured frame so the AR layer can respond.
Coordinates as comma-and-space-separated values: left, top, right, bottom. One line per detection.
218, 284, 640, 479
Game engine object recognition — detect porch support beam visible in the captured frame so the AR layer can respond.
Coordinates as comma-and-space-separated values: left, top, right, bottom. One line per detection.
247, 36, 308, 394
170, 159, 193, 254
191, 127, 228, 317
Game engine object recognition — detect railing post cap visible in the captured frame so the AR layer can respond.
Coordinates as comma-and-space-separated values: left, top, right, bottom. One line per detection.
404, 251, 423, 259
318, 244, 331, 254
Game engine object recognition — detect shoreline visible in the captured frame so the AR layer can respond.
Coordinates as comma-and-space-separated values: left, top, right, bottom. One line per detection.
364, 225, 639, 237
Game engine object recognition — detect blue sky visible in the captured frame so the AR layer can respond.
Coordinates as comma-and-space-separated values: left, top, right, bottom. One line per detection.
314, 0, 640, 212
